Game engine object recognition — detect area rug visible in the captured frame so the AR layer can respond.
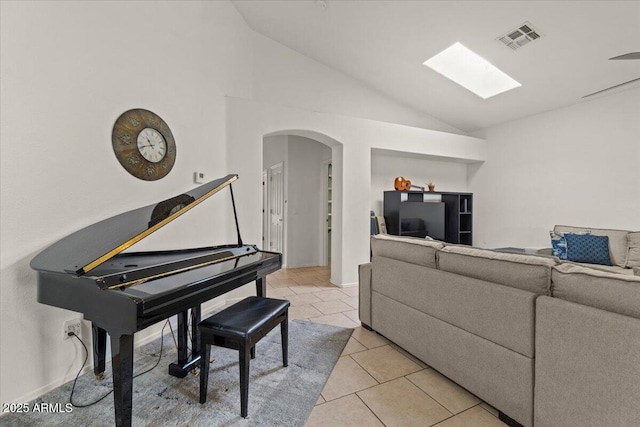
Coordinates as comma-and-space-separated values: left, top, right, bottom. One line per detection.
1, 320, 352, 427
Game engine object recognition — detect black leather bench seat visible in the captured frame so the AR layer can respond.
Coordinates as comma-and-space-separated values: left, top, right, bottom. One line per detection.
199, 296, 290, 418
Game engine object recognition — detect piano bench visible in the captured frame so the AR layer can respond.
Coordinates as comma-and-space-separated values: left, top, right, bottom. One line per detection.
198, 296, 290, 418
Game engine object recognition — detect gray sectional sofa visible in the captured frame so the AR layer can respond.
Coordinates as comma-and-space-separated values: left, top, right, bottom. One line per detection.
359, 234, 640, 427
548, 224, 640, 275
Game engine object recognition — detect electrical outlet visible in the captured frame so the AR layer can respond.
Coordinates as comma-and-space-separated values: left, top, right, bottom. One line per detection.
64, 319, 82, 340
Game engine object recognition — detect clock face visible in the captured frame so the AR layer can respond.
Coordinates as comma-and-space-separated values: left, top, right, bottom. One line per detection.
112, 109, 176, 181
136, 128, 167, 163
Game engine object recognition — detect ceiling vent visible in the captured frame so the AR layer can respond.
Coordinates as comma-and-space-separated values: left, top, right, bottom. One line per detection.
497, 22, 542, 50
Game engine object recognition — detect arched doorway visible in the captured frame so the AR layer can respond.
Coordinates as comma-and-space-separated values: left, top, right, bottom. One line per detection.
262, 130, 343, 285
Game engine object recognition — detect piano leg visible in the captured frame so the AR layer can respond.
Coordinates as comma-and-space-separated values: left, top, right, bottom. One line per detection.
256, 277, 266, 297
168, 308, 202, 378
92, 323, 107, 380
191, 305, 201, 356
176, 310, 189, 364
111, 333, 134, 427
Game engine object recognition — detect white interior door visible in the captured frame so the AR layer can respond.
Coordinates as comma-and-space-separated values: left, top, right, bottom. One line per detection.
268, 162, 284, 254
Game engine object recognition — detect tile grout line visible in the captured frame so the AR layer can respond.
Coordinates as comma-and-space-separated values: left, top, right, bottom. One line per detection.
430, 403, 496, 426
286, 266, 507, 426
354, 390, 389, 427
402, 374, 458, 422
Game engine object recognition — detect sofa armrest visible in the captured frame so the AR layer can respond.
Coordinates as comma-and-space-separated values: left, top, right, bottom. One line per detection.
358, 263, 372, 328
535, 296, 640, 427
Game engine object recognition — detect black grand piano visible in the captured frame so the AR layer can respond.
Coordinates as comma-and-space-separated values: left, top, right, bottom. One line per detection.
30, 174, 281, 427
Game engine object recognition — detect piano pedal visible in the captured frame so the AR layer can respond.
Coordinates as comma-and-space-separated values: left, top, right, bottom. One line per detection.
191, 358, 215, 377
95, 372, 105, 381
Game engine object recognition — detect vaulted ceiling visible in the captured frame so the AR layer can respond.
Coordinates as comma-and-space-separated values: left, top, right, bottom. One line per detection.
233, 1, 640, 132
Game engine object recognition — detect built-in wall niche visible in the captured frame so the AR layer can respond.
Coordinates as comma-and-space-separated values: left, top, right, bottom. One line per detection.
370, 148, 470, 217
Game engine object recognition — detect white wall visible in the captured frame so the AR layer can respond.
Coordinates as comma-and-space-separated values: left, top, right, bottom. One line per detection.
263, 135, 289, 171
0, 0, 478, 407
0, 0, 253, 405
370, 150, 469, 215
226, 97, 486, 289
286, 136, 332, 267
250, 31, 464, 135
469, 88, 640, 249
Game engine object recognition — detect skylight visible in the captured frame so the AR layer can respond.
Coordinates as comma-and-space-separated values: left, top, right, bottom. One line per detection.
423, 42, 521, 99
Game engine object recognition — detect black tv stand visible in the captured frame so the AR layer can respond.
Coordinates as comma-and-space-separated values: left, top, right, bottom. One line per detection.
383, 190, 473, 245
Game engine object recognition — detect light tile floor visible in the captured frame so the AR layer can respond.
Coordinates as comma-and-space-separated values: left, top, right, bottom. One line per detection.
267, 266, 508, 427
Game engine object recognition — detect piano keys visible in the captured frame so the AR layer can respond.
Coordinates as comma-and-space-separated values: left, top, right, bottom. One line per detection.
31, 174, 281, 427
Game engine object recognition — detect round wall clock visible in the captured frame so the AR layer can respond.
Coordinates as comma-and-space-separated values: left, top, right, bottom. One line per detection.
112, 109, 176, 181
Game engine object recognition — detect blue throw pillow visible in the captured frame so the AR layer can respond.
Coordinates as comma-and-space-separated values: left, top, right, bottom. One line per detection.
565, 234, 612, 266
550, 231, 567, 259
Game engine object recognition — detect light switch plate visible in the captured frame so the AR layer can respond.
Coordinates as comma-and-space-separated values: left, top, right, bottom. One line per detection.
194, 172, 205, 184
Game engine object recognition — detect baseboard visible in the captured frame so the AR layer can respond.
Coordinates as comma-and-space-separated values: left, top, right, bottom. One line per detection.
7, 364, 95, 406
7, 300, 228, 406
287, 262, 323, 269
222, 296, 246, 306
334, 281, 358, 289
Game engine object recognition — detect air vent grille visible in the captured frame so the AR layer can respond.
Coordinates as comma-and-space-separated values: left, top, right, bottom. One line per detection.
498, 22, 542, 50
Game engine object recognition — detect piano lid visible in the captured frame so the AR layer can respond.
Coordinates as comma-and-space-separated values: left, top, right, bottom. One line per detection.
30, 174, 238, 276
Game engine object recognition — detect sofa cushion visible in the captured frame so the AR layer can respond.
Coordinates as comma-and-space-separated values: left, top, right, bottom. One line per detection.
372, 256, 537, 357
438, 245, 556, 295
564, 233, 612, 266
627, 232, 640, 268
554, 225, 629, 268
560, 260, 634, 276
551, 263, 640, 320
371, 234, 443, 268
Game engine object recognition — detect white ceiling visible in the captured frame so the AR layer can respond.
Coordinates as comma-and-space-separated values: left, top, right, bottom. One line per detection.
233, 0, 640, 132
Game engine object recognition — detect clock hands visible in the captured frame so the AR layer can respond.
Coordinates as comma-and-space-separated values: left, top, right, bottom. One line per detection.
139, 136, 158, 150
137, 129, 166, 163
139, 145, 165, 153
